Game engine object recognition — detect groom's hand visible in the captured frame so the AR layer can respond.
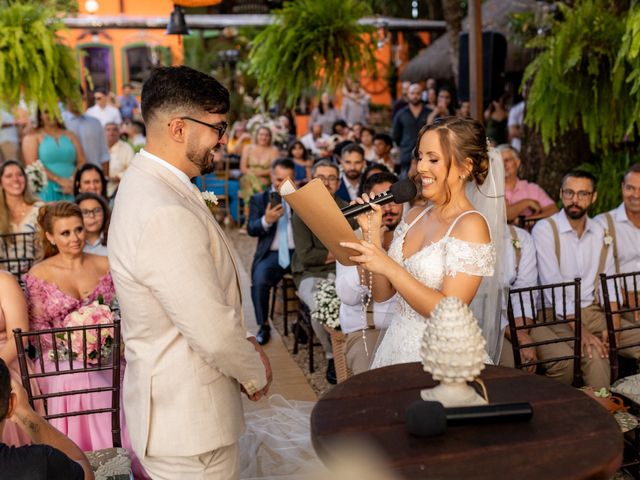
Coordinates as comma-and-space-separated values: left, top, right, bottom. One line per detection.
245, 337, 273, 401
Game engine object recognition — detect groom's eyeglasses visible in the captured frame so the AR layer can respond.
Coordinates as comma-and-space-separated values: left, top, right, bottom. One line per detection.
179, 117, 228, 138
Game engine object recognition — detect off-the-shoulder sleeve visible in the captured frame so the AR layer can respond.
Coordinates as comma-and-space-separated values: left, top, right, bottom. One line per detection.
444, 237, 496, 277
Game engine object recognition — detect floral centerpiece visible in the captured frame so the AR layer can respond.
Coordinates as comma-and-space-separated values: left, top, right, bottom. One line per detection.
24, 160, 48, 195
312, 277, 340, 330
49, 300, 115, 365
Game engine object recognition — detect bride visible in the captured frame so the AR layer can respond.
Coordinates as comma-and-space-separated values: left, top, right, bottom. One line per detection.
342, 116, 505, 366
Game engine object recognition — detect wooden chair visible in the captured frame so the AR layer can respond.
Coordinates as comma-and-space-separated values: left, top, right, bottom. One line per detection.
293, 300, 321, 373
600, 271, 640, 382
507, 278, 583, 386
269, 274, 298, 336
0, 231, 36, 259
13, 319, 132, 480
0, 257, 34, 287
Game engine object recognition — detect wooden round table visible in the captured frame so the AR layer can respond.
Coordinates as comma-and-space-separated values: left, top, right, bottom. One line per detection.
311, 364, 623, 479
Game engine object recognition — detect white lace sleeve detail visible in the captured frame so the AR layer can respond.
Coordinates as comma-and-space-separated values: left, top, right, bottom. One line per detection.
444, 237, 496, 277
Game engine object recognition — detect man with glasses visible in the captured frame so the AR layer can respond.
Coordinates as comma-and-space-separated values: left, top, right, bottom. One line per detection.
291, 159, 357, 384
532, 170, 640, 388
86, 88, 122, 127
108, 66, 270, 478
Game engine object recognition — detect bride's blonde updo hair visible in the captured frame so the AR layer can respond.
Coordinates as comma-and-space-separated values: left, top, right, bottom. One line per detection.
414, 116, 490, 191
36, 201, 83, 260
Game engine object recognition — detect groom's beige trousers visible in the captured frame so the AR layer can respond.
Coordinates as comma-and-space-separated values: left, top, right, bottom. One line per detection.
140, 443, 239, 480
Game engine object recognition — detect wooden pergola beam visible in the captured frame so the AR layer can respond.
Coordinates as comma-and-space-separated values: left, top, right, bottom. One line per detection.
62, 14, 447, 31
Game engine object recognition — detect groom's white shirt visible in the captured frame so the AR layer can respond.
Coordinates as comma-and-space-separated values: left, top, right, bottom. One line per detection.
108, 151, 267, 459
139, 148, 192, 189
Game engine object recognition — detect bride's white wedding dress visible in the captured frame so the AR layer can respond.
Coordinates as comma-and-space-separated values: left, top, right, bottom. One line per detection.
370, 206, 496, 369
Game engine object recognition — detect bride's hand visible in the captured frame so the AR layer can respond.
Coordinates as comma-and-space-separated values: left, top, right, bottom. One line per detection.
351, 194, 383, 244
340, 240, 393, 276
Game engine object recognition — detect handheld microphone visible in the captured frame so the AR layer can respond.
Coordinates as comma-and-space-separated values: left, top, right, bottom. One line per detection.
405, 400, 533, 437
340, 178, 417, 219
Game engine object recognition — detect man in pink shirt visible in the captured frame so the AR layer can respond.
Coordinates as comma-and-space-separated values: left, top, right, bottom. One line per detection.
499, 144, 558, 222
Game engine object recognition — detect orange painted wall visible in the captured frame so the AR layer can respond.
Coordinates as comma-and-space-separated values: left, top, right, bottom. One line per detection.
58, 0, 182, 96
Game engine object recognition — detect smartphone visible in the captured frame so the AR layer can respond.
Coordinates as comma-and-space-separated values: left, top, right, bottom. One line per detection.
270, 191, 282, 208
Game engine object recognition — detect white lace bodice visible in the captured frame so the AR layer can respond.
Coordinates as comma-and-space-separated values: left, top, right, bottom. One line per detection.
371, 207, 495, 368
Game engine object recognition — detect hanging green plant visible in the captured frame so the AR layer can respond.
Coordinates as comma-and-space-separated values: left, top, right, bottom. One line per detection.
522, 0, 631, 153
248, 0, 377, 108
0, 0, 81, 116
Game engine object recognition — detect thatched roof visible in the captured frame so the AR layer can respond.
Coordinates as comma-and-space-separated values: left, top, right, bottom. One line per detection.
400, 0, 538, 82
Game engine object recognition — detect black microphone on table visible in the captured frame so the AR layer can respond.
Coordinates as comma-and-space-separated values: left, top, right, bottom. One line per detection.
340, 178, 417, 219
406, 400, 533, 437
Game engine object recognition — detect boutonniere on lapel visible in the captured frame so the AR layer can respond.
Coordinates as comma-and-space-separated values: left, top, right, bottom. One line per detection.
603, 229, 613, 246
511, 238, 522, 250
201, 191, 218, 208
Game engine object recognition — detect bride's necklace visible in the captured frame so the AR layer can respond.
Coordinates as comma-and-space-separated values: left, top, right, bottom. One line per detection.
359, 212, 374, 357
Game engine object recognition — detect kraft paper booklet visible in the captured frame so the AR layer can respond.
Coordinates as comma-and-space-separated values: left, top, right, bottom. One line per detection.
279, 178, 359, 266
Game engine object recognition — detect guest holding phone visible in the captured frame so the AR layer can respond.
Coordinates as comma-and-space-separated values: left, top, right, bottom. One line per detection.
247, 158, 296, 345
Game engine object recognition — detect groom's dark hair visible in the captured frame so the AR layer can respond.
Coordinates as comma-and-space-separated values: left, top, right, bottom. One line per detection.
0, 358, 10, 421
141, 66, 230, 123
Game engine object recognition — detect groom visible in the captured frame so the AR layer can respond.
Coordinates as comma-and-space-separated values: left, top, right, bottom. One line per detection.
109, 66, 271, 479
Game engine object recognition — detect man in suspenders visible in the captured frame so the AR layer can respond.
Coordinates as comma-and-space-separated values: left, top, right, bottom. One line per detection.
532, 171, 640, 388
500, 224, 574, 383
594, 164, 640, 321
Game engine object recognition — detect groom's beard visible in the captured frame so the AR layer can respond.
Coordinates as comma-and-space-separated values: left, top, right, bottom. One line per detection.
187, 143, 219, 175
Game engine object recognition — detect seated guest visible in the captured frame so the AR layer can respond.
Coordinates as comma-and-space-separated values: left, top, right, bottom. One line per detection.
595, 164, 640, 321
0, 271, 42, 446
288, 141, 312, 185
337, 172, 401, 375
23, 202, 119, 450
73, 164, 108, 199
300, 123, 331, 158
500, 144, 558, 223
335, 143, 366, 202
594, 163, 640, 276
0, 359, 93, 479
359, 127, 377, 162
532, 171, 640, 388
104, 122, 134, 197
331, 120, 351, 144
292, 160, 356, 383
0, 160, 43, 260
372, 133, 396, 173
248, 159, 296, 346
499, 224, 573, 384
124, 120, 146, 152
357, 163, 390, 197
75, 193, 109, 256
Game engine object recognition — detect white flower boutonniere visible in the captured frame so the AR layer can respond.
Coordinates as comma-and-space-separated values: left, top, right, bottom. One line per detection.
512, 238, 522, 250
201, 191, 218, 207
604, 229, 613, 246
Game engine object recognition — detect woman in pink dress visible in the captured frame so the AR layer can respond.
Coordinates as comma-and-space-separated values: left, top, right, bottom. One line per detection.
0, 270, 42, 446
23, 201, 147, 477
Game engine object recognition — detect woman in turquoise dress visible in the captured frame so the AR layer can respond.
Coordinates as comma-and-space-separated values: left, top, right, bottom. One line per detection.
22, 109, 86, 202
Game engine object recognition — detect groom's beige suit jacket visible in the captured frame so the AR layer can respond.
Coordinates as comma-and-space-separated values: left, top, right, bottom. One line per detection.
108, 153, 267, 458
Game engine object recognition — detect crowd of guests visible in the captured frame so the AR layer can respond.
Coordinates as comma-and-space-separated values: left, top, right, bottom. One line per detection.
0, 85, 145, 478
0, 72, 638, 478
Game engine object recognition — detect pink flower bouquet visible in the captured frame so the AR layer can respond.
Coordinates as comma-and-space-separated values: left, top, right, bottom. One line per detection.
51, 301, 115, 365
